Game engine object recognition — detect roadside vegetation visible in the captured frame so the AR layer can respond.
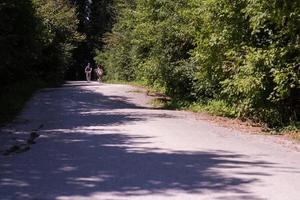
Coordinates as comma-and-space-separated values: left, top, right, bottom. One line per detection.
95, 0, 300, 133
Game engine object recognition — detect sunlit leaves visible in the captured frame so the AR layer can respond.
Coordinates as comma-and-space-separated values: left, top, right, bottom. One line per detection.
96, 0, 300, 126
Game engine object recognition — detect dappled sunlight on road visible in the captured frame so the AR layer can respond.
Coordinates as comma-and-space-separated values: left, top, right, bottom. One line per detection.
1, 131, 273, 200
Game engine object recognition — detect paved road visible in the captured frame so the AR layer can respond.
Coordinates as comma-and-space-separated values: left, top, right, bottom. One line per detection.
1, 81, 300, 200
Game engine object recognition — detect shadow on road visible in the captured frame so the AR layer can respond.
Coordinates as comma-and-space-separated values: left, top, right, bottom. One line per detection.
0, 83, 277, 200
0, 131, 274, 200
36, 85, 172, 130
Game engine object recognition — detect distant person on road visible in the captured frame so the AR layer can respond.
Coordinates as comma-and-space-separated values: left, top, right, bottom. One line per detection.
95, 65, 104, 82
85, 63, 92, 82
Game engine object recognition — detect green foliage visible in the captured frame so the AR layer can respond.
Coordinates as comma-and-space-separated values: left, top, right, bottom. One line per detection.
96, 0, 195, 92
96, 0, 300, 128
189, 100, 237, 118
33, 0, 80, 82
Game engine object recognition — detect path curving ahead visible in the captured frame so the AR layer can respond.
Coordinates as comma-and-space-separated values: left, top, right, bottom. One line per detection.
0, 81, 299, 200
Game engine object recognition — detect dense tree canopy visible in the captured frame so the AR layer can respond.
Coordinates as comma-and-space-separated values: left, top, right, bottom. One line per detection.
96, 0, 300, 127
0, 0, 113, 84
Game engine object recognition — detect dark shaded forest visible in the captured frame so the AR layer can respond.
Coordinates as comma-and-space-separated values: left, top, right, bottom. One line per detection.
0, 0, 113, 124
0, 0, 113, 83
1, 0, 299, 129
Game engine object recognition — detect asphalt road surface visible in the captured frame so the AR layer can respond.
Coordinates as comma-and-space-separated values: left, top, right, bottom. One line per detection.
0, 81, 299, 200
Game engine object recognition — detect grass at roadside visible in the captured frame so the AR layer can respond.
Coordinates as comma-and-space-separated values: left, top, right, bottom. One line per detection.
165, 99, 236, 118
105, 80, 165, 92
277, 123, 300, 140
0, 80, 47, 126
166, 99, 300, 140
